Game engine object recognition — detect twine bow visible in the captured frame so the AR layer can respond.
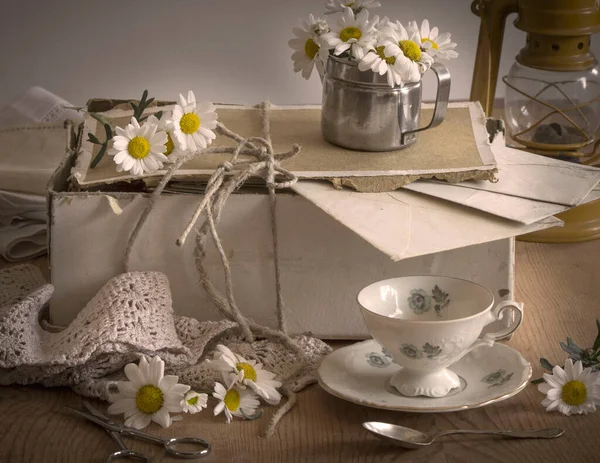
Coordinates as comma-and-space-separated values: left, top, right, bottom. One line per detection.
119, 100, 319, 436
124, 101, 301, 350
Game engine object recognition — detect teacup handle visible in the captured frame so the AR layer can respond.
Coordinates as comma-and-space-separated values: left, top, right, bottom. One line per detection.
482, 300, 524, 342
401, 62, 451, 144
455, 301, 524, 360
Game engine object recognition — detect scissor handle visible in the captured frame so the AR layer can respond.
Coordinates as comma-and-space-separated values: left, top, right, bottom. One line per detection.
107, 449, 149, 462
164, 437, 211, 459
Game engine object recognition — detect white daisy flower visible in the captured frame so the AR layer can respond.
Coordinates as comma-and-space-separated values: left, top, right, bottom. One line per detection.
358, 37, 404, 87
213, 380, 261, 423
108, 117, 168, 176
381, 22, 434, 84
209, 344, 283, 405
289, 14, 332, 80
411, 19, 458, 62
181, 391, 208, 414
107, 356, 190, 429
325, 0, 381, 15
538, 359, 600, 416
146, 114, 186, 162
321, 7, 379, 61
170, 91, 218, 153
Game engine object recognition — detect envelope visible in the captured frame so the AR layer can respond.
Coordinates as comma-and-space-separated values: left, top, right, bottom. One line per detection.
291, 181, 562, 262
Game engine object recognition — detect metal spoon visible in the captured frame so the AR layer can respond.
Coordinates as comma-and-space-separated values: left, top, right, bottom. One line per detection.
363, 422, 564, 449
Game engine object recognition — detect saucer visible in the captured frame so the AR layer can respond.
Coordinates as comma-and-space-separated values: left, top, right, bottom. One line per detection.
317, 340, 532, 412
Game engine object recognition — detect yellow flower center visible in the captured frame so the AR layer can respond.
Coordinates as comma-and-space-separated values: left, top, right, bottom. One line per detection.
164, 133, 175, 155
187, 396, 199, 406
562, 380, 587, 406
135, 385, 164, 414
376, 46, 396, 65
223, 388, 241, 411
236, 362, 257, 382
399, 40, 422, 62
127, 137, 151, 159
304, 38, 320, 60
180, 113, 200, 135
340, 26, 362, 43
422, 37, 439, 50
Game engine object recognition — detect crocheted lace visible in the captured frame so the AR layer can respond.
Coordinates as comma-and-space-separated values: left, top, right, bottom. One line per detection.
0, 264, 331, 402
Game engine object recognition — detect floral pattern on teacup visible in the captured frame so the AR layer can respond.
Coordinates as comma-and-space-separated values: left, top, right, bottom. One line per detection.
481, 369, 514, 388
365, 350, 394, 368
423, 342, 443, 359
407, 289, 432, 314
399, 343, 443, 360
400, 344, 423, 359
407, 285, 450, 317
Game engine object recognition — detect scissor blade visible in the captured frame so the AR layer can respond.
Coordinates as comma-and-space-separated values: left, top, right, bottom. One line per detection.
63, 406, 121, 433
82, 401, 116, 424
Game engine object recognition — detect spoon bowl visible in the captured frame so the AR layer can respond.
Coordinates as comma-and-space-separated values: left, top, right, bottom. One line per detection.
363, 421, 564, 450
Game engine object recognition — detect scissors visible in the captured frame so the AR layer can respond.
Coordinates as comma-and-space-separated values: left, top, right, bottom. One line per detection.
64, 401, 211, 461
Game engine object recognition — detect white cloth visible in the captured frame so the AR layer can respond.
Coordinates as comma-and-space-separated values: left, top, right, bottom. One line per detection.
0, 87, 78, 261
0, 86, 82, 126
0, 191, 47, 261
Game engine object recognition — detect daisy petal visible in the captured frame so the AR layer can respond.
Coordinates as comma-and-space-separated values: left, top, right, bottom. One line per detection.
159, 375, 179, 391
133, 412, 153, 430
153, 408, 172, 428
107, 398, 137, 415
124, 364, 145, 389
113, 150, 129, 164
214, 401, 225, 416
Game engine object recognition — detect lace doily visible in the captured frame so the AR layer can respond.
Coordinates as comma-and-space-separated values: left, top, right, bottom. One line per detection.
0, 264, 331, 402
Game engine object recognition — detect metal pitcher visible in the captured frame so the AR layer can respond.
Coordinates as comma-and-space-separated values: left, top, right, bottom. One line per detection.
321, 55, 451, 152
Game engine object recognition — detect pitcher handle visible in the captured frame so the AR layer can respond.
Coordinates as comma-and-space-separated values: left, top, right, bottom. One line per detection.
401, 62, 451, 143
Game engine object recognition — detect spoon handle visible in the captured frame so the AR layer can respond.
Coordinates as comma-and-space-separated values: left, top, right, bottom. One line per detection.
434, 428, 564, 440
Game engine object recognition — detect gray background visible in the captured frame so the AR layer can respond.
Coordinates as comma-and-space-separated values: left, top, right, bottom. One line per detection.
0, 0, 595, 107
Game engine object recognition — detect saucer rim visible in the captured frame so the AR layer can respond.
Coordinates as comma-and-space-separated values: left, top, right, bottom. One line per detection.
317, 340, 533, 413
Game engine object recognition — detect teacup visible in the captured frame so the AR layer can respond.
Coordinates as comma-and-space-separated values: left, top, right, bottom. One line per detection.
358, 276, 523, 398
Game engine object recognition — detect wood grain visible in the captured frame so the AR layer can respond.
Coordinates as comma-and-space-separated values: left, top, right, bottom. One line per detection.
1, 241, 600, 462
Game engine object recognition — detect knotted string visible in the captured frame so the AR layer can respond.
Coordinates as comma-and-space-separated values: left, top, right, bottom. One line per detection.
123, 102, 307, 435
124, 102, 300, 345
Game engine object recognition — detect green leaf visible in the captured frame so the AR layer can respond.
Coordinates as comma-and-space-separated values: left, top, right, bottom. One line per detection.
90, 113, 110, 126
87, 133, 100, 144
560, 338, 583, 358
104, 123, 112, 139
141, 89, 148, 103
130, 102, 137, 111
531, 378, 545, 384
154, 111, 163, 120
540, 357, 554, 371
90, 143, 107, 169
593, 319, 600, 351
146, 97, 155, 106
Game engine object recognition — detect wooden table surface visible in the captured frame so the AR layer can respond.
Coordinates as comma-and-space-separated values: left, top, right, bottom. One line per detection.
1, 241, 600, 463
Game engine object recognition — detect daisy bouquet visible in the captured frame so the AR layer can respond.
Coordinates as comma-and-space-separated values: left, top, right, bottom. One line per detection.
107, 347, 283, 429
86, 89, 218, 176
289, 1, 458, 88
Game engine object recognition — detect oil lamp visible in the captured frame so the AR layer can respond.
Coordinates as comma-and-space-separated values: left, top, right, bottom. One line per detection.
470, 0, 600, 242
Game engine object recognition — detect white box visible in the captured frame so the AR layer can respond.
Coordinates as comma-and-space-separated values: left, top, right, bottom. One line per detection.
48, 150, 517, 339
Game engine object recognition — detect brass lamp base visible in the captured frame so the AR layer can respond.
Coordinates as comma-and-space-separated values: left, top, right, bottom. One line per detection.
518, 198, 600, 243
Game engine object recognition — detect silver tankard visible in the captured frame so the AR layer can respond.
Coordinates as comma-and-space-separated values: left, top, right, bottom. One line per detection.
321, 55, 451, 152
